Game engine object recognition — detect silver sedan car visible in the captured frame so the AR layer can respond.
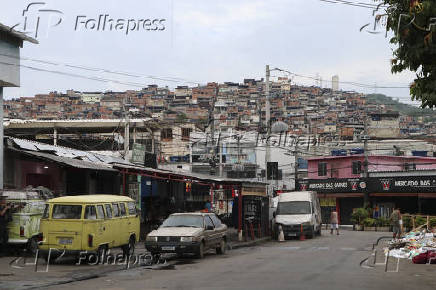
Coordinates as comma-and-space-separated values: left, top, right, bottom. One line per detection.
145, 212, 228, 258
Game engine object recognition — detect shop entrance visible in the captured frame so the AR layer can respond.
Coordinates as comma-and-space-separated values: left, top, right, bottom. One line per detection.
339, 197, 363, 225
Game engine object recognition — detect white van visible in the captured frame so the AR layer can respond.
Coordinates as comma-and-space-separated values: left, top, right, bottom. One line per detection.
273, 191, 321, 239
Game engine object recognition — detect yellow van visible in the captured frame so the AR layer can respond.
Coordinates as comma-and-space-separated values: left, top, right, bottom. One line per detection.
39, 195, 140, 259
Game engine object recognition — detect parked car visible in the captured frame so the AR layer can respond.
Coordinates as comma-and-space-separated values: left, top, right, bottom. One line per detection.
273, 191, 322, 239
39, 195, 140, 260
2, 190, 48, 254
145, 212, 228, 258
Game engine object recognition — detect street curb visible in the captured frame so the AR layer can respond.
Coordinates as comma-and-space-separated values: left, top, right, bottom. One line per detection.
228, 237, 271, 250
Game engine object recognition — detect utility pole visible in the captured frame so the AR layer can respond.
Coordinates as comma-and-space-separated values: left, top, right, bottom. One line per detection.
265, 65, 271, 184
53, 127, 57, 146
363, 114, 370, 207
237, 134, 241, 165
294, 149, 299, 191
218, 130, 223, 177
208, 99, 216, 174
124, 99, 130, 161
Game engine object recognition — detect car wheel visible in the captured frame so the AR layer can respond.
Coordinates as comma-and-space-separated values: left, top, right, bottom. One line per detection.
216, 238, 226, 255
151, 253, 161, 264
27, 237, 38, 255
196, 241, 205, 259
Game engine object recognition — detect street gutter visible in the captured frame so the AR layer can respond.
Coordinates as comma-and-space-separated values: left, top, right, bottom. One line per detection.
228, 237, 271, 250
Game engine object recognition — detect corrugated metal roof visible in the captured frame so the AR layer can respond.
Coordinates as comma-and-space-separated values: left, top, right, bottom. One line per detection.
10, 137, 129, 166
15, 149, 117, 172
0, 23, 38, 44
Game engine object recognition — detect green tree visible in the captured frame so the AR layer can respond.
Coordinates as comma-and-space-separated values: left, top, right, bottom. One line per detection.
382, 0, 436, 108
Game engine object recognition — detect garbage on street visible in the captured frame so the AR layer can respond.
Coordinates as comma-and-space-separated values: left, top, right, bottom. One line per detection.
385, 230, 436, 263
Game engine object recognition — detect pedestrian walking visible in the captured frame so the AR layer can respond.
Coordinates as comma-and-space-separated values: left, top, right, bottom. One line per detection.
330, 210, 339, 235
390, 207, 402, 240
0, 196, 12, 255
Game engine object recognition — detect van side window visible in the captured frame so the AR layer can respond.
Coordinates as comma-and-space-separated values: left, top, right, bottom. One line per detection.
85, 205, 97, 220
96, 205, 105, 219
127, 202, 136, 215
42, 204, 49, 219
119, 203, 126, 216
52, 205, 82, 219
105, 204, 113, 218
112, 203, 120, 217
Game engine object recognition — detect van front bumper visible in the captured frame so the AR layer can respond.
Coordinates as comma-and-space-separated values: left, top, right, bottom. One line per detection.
276, 224, 313, 237
145, 241, 201, 254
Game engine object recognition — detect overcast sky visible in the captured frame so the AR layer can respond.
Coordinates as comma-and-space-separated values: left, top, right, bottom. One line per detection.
1, 0, 419, 105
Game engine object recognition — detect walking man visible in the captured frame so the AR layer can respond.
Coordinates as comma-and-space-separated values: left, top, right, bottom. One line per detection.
390, 207, 402, 239
0, 196, 12, 255
330, 209, 339, 235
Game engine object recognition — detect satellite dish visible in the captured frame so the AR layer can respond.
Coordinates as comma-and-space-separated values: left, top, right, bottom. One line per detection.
271, 121, 289, 133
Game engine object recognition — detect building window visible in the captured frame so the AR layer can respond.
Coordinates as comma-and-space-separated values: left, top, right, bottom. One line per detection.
182, 128, 192, 141
161, 128, 173, 141
318, 162, 327, 176
352, 161, 362, 174
404, 163, 416, 171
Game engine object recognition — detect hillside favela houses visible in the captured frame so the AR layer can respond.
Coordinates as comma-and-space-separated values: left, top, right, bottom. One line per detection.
3, 70, 436, 231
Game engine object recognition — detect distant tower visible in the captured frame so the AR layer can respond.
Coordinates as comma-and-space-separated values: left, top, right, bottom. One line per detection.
332, 75, 339, 91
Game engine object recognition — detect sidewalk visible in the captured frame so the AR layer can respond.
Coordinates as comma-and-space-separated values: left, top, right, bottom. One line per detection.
226, 228, 271, 250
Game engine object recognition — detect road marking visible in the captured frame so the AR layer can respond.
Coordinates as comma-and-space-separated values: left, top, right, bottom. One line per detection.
340, 247, 357, 251
278, 246, 301, 250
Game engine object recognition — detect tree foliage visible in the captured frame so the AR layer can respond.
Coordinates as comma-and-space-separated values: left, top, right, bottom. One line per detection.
382, 0, 436, 108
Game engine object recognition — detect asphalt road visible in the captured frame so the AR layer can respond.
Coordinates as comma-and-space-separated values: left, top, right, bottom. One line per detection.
35, 230, 436, 290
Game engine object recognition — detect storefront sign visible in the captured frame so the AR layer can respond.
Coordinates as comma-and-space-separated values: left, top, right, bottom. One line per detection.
131, 143, 146, 164
298, 176, 436, 194
298, 178, 365, 193
241, 187, 266, 196
372, 176, 436, 193
319, 197, 336, 207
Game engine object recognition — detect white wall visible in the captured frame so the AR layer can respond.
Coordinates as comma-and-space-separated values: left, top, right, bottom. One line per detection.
256, 146, 296, 190
0, 40, 20, 87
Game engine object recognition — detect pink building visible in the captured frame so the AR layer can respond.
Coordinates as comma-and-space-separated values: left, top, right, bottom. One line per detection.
307, 155, 436, 180
299, 155, 436, 225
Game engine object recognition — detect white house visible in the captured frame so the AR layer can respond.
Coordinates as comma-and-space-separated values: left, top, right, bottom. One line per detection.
0, 23, 37, 189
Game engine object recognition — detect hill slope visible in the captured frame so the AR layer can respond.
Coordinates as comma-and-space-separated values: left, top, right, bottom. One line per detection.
365, 94, 435, 121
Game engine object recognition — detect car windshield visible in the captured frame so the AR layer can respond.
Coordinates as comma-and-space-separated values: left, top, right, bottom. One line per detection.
161, 215, 204, 228
277, 201, 311, 215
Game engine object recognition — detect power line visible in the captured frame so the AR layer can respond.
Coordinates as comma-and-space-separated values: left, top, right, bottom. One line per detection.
318, 0, 388, 10
274, 68, 410, 89
0, 52, 202, 86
